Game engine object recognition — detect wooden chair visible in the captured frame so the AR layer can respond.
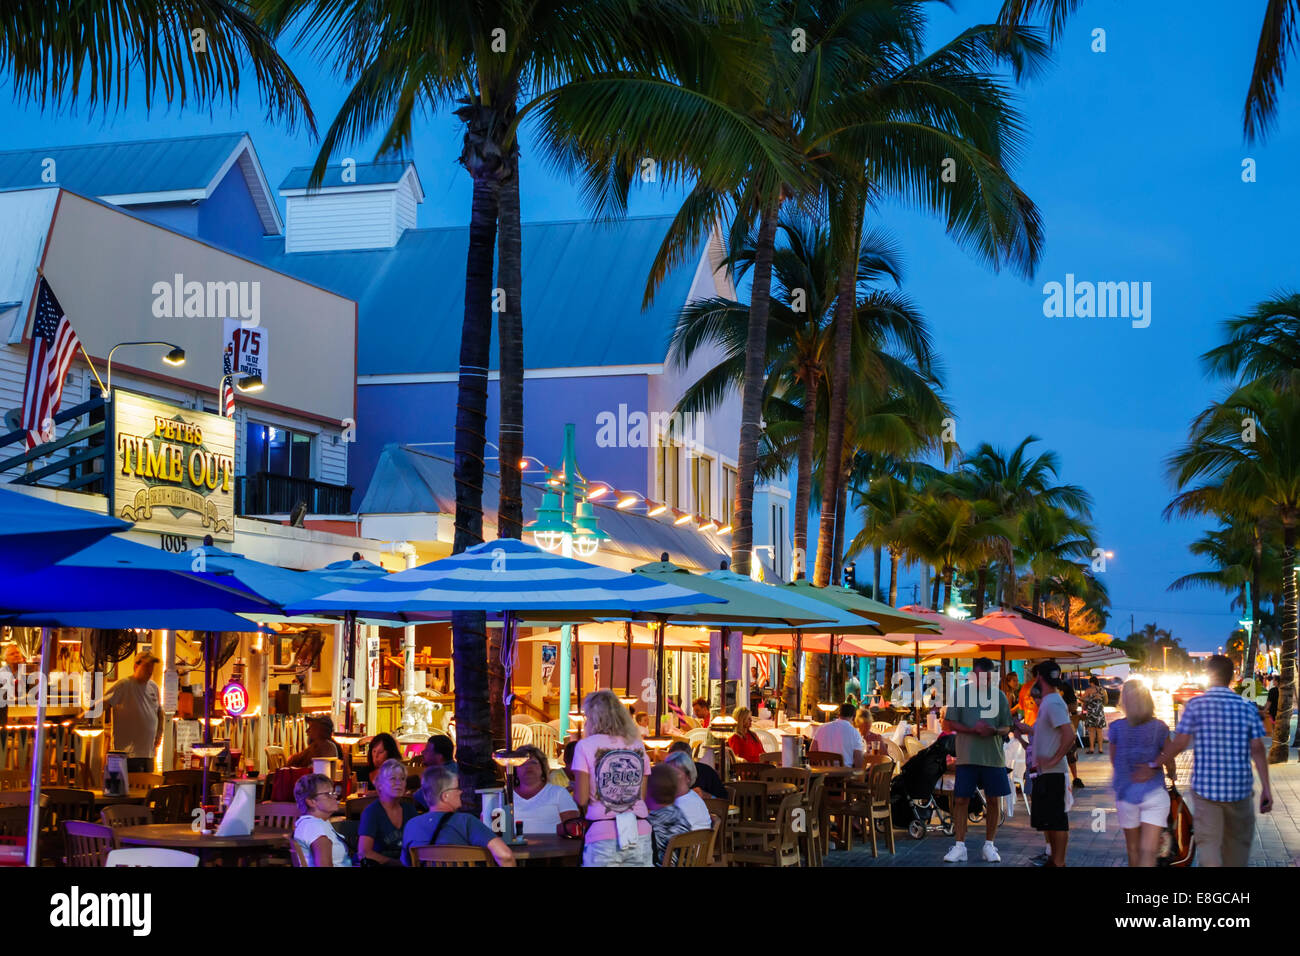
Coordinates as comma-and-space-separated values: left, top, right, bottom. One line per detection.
823, 775, 873, 852
730, 762, 766, 782
0, 770, 24, 790
863, 753, 893, 769
131, 772, 164, 789
409, 844, 495, 867
144, 785, 189, 824
63, 820, 114, 867
43, 788, 95, 864
757, 751, 782, 765
162, 770, 205, 813
701, 796, 730, 864
730, 792, 802, 867
803, 773, 826, 866
806, 750, 843, 769
253, 802, 299, 832
865, 761, 896, 857
289, 839, 309, 867
661, 827, 713, 866
726, 781, 767, 825
264, 746, 286, 774
100, 805, 154, 828
105, 847, 200, 867
761, 766, 810, 795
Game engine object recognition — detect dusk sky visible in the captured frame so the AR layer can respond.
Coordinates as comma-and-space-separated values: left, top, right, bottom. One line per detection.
2, 0, 1294, 650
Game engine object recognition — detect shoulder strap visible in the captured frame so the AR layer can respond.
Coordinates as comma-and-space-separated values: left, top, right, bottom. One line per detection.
428, 811, 457, 845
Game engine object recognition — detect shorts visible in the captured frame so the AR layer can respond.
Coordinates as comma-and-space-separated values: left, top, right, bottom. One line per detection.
582, 837, 652, 867
1030, 772, 1069, 831
954, 764, 1012, 799
1116, 787, 1170, 829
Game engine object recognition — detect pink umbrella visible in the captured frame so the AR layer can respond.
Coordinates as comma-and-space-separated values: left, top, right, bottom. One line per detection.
972, 611, 1088, 658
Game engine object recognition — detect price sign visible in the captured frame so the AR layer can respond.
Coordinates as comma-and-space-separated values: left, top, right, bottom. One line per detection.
223, 319, 269, 383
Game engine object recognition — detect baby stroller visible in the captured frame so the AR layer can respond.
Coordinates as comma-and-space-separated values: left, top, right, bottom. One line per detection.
890, 735, 985, 839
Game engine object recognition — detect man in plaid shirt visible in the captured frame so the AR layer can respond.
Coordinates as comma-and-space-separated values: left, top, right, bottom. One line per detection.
1151, 655, 1272, 866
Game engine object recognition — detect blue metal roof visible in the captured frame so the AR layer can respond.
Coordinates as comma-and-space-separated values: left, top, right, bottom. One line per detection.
279, 161, 411, 190
257, 215, 702, 373
0, 132, 247, 196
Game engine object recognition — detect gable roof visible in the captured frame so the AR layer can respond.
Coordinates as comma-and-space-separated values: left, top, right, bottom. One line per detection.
256, 214, 705, 374
0, 132, 282, 234
279, 160, 422, 196
361, 445, 728, 571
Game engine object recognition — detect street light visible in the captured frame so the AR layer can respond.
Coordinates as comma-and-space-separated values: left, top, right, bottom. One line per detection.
103, 341, 186, 399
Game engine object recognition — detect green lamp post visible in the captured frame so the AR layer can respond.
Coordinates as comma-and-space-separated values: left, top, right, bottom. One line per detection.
524, 424, 608, 739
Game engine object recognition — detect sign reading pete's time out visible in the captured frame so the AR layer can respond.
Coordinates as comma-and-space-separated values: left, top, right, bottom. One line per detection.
109, 391, 236, 541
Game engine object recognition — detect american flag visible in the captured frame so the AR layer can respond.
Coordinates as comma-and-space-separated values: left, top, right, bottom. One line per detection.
752, 652, 770, 687
220, 341, 235, 417
21, 278, 81, 450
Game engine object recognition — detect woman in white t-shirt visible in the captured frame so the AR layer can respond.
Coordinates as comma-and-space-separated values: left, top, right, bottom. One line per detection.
292, 773, 353, 867
572, 689, 653, 866
511, 745, 579, 834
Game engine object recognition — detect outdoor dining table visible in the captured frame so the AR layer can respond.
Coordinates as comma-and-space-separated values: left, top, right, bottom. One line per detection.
11, 788, 149, 807
807, 767, 865, 780
114, 823, 289, 865
508, 834, 583, 867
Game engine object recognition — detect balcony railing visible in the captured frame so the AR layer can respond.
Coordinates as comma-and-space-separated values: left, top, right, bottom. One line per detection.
235, 472, 353, 516
0, 397, 106, 494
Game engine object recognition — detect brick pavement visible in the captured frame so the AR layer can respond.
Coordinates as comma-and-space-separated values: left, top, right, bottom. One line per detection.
825, 749, 1300, 867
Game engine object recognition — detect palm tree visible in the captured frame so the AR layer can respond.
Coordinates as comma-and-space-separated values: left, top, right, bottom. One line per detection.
1168, 372, 1300, 762
896, 485, 1013, 612
997, 1, 1299, 140
1201, 292, 1300, 388
849, 461, 940, 606
264, 0, 749, 790
6, 0, 312, 126
1014, 502, 1096, 616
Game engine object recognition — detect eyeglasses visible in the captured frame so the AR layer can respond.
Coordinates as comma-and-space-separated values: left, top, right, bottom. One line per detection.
313, 788, 340, 799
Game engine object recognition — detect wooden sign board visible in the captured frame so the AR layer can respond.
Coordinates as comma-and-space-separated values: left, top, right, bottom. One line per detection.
109, 390, 236, 541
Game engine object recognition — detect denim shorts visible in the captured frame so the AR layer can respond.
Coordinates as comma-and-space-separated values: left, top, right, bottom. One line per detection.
582, 837, 652, 867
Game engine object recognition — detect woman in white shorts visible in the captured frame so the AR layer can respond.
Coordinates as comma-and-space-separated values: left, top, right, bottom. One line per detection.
1109, 680, 1176, 866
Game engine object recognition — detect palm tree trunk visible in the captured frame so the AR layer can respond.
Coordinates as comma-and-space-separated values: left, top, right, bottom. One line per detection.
731, 200, 781, 577
451, 153, 503, 803
813, 202, 861, 587
1246, 526, 1263, 679
975, 565, 988, 618
1032, 582, 1042, 617
888, 549, 899, 607
791, 369, 819, 579
1063, 595, 1072, 633
930, 571, 941, 611
941, 566, 953, 611
873, 545, 883, 601
782, 648, 799, 716
830, 450, 851, 585
1269, 521, 1296, 763
488, 142, 524, 757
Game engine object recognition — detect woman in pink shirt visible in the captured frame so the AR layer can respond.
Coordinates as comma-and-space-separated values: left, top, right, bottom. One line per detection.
572, 689, 653, 866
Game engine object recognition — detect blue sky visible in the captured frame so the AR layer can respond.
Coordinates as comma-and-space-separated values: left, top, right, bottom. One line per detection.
1, 0, 1294, 650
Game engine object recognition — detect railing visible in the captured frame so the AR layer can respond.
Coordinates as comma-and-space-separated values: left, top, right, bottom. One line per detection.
235, 472, 353, 516
0, 397, 106, 493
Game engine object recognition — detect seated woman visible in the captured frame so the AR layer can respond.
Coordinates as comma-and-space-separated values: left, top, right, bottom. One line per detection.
357, 758, 419, 866
292, 773, 353, 867
854, 708, 885, 754
662, 751, 712, 831
361, 732, 401, 789
727, 707, 766, 763
510, 745, 579, 835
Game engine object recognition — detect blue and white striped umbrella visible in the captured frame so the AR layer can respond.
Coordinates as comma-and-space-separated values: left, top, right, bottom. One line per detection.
286, 538, 721, 619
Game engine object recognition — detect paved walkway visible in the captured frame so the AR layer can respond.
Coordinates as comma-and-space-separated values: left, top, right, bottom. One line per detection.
826, 750, 1300, 867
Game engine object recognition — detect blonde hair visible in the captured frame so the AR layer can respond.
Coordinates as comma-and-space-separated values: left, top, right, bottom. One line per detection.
374, 758, 407, 796
1120, 679, 1154, 726
732, 706, 751, 724
583, 689, 639, 741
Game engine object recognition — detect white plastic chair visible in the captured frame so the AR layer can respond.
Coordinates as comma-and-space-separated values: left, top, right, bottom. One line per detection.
685, 728, 710, 752
510, 724, 533, 749
511, 714, 533, 725
753, 728, 779, 753
529, 723, 559, 760
1004, 737, 1028, 816
918, 730, 938, 746
871, 721, 894, 735
105, 848, 200, 867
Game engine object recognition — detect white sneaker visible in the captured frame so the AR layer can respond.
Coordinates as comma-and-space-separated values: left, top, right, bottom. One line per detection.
982, 841, 1001, 862
943, 842, 968, 862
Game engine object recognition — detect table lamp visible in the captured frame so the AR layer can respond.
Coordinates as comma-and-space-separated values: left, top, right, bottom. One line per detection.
491, 749, 530, 845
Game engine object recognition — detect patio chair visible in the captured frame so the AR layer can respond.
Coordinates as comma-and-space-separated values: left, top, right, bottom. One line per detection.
162, 770, 205, 814
730, 792, 802, 867
409, 845, 495, 867
805, 750, 843, 769
131, 772, 164, 789
803, 773, 826, 866
289, 839, 309, 867
865, 761, 896, 858
0, 770, 23, 790
726, 781, 767, 825
761, 766, 810, 795
871, 722, 894, 735
0, 804, 29, 837
63, 820, 114, 867
752, 729, 780, 752
823, 774, 871, 852
528, 723, 559, 760
883, 741, 907, 772
510, 724, 533, 749
903, 736, 925, 759
346, 794, 378, 821
105, 848, 200, 867
43, 788, 95, 864
264, 746, 286, 773
701, 797, 730, 864
661, 828, 713, 867
730, 762, 766, 782
918, 730, 938, 746
144, 785, 189, 824
100, 805, 154, 828
757, 751, 782, 765
254, 802, 299, 832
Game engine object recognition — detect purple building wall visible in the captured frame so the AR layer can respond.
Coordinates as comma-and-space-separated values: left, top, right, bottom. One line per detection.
353, 375, 654, 509
197, 166, 271, 258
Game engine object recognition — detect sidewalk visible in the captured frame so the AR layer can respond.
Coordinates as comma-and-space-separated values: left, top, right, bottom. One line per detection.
827, 750, 1300, 867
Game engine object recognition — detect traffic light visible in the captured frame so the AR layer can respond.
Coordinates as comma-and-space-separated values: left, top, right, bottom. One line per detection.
843, 563, 856, 590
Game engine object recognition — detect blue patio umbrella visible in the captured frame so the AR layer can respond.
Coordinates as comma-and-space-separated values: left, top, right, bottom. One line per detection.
0, 487, 128, 574
0, 608, 274, 632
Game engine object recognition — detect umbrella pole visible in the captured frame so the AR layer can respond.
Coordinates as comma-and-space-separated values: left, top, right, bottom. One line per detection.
655, 618, 666, 737
558, 625, 572, 741
24, 627, 52, 867
624, 621, 633, 702
912, 642, 920, 728
574, 627, 582, 711
795, 631, 803, 717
